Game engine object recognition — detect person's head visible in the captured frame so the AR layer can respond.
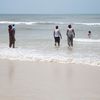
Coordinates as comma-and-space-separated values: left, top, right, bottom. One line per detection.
88, 31, 91, 33
68, 24, 72, 28
12, 24, 15, 27
55, 26, 58, 29
8, 25, 12, 29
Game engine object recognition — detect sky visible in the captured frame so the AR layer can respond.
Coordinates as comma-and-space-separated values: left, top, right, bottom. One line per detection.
0, 0, 100, 14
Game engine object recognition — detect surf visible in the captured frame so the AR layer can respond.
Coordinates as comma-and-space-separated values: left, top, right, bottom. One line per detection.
74, 38, 100, 43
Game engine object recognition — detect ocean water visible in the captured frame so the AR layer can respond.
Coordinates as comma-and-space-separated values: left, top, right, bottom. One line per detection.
0, 14, 100, 66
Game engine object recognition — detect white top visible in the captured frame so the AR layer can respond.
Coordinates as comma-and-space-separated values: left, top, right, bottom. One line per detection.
67, 28, 75, 38
54, 29, 61, 38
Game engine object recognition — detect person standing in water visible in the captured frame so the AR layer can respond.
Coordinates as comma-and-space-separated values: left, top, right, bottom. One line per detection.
53, 26, 62, 46
88, 30, 91, 38
66, 24, 75, 47
8, 25, 16, 48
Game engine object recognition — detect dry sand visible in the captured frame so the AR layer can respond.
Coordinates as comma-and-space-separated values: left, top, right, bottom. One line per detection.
0, 59, 100, 100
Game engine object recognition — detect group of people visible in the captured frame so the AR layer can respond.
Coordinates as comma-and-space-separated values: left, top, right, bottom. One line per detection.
8, 24, 92, 48
53, 24, 75, 47
8, 24, 75, 48
53, 24, 92, 47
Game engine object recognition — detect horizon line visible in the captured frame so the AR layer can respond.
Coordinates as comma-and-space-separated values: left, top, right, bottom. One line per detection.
0, 13, 100, 15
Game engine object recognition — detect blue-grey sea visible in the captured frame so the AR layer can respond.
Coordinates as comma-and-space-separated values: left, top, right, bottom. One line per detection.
0, 14, 100, 66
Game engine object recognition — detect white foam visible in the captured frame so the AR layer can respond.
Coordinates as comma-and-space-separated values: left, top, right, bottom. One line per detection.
74, 38, 100, 43
0, 21, 37, 25
0, 21, 64, 25
1, 21, 100, 26
0, 47, 99, 66
75, 23, 100, 26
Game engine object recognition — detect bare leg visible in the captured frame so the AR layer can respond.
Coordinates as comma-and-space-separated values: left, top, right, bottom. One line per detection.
55, 42, 56, 46
67, 38, 70, 47
9, 42, 12, 48
13, 43, 15, 48
71, 38, 73, 47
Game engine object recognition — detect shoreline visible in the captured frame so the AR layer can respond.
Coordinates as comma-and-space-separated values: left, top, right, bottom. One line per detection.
0, 56, 100, 67
0, 59, 100, 100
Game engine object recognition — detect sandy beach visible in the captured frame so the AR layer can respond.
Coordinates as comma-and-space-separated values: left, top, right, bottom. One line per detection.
0, 59, 100, 100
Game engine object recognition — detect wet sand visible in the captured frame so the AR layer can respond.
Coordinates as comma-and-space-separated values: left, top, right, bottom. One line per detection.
0, 59, 100, 100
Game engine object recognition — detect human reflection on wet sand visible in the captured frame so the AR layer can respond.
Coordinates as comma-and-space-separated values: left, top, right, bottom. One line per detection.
0, 60, 100, 100
8, 60, 15, 84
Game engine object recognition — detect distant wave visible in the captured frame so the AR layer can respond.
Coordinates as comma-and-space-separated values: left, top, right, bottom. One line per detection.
0, 47, 100, 66
75, 23, 100, 26
74, 38, 100, 43
0, 21, 64, 25
1, 21, 100, 26
0, 21, 37, 25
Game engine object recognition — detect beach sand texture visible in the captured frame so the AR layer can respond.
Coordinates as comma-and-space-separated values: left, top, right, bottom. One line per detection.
0, 60, 100, 100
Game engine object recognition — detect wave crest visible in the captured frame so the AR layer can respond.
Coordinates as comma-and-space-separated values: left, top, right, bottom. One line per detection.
1, 21, 100, 26
75, 23, 100, 26
0, 21, 100, 26
74, 38, 100, 42
0, 21, 64, 25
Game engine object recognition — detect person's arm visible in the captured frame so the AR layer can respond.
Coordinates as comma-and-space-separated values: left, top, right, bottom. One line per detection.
58, 30, 62, 39
66, 29, 68, 37
72, 29, 75, 38
14, 33, 16, 41
53, 31, 55, 38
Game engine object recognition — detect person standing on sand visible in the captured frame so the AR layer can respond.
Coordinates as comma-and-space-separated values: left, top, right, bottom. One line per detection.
66, 24, 75, 47
8, 25, 16, 48
53, 26, 62, 46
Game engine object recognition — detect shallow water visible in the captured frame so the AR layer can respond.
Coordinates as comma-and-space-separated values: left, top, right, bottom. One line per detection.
0, 14, 100, 66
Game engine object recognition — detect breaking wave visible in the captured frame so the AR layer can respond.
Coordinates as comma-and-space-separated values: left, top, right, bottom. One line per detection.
74, 38, 100, 43
0, 47, 99, 66
75, 23, 100, 26
1, 21, 100, 26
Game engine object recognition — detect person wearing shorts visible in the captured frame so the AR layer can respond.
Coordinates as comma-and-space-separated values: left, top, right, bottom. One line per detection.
53, 26, 62, 46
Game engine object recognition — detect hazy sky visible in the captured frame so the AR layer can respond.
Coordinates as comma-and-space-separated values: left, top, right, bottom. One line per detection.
0, 0, 100, 14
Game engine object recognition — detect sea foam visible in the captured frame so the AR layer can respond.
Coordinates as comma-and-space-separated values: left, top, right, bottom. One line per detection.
1, 21, 100, 26
0, 21, 64, 25
75, 23, 100, 26
0, 47, 99, 66
74, 38, 100, 43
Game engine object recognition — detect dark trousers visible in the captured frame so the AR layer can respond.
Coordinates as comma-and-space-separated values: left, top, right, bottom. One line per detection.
55, 37, 60, 46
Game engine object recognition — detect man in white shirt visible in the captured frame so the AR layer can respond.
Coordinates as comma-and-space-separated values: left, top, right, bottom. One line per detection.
53, 26, 62, 46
